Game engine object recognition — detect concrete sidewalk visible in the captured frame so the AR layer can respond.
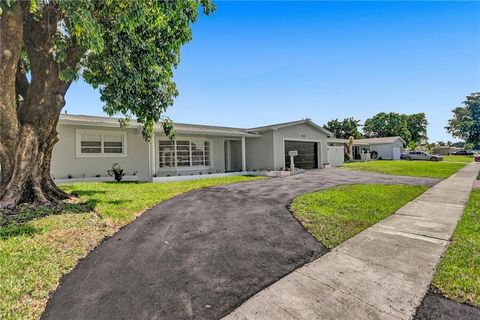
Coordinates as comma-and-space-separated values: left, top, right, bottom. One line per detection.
224, 163, 480, 320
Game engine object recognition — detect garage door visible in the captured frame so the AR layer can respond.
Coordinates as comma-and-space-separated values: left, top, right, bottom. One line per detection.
284, 141, 318, 169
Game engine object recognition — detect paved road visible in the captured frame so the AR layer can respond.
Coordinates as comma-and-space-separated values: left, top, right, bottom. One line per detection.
225, 163, 479, 320
42, 169, 439, 320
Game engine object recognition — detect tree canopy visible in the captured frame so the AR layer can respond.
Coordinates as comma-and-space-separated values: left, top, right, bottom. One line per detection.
2, 0, 214, 140
0, 0, 213, 208
323, 117, 363, 139
446, 93, 480, 146
363, 112, 428, 144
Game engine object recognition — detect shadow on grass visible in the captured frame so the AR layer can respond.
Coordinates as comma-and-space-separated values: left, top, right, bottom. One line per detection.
68, 190, 107, 197
105, 199, 133, 205
0, 224, 37, 239
0, 201, 96, 240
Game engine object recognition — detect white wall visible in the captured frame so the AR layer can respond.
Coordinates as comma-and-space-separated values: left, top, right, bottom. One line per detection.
327, 146, 344, 167
230, 140, 242, 171
52, 124, 150, 181
371, 140, 404, 160
245, 132, 274, 171
272, 123, 329, 170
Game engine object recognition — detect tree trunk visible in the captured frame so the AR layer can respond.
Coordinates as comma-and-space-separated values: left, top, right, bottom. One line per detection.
0, 2, 78, 209
0, 125, 70, 208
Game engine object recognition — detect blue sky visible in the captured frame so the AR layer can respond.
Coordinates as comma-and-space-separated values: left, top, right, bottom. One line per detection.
65, 1, 480, 142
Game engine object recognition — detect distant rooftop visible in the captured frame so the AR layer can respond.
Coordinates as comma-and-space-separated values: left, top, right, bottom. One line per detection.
354, 136, 406, 145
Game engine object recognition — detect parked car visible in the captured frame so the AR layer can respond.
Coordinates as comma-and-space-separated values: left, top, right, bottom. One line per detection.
400, 151, 443, 161
450, 150, 474, 156
475, 155, 480, 162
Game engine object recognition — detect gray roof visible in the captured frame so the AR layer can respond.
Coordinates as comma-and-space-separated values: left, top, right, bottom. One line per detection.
59, 114, 333, 137
58, 114, 259, 137
247, 119, 333, 136
354, 136, 406, 145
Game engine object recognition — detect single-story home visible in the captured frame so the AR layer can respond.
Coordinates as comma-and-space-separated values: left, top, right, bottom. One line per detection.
432, 146, 461, 156
328, 136, 406, 160
52, 114, 334, 181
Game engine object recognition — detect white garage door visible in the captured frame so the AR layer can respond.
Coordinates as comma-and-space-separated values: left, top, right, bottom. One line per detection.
393, 147, 401, 160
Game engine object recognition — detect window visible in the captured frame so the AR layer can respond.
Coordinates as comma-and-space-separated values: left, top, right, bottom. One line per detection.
158, 139, 211, 169
159, 140, 175, 168
80, 134, 101, 154
76, 130, 127, 158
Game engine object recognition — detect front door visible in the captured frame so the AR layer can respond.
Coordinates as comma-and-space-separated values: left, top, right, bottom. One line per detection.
284, 140, 318, 169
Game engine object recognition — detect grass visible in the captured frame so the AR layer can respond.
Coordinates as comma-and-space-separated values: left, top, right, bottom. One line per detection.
433, 189, 480, 307
0, 176, 263, 320
443, 155, 474, 163
343, 160, 466, 178
290, 184, 428, 248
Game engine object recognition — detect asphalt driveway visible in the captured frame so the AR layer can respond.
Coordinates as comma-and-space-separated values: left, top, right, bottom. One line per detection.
42, 169, 439, 320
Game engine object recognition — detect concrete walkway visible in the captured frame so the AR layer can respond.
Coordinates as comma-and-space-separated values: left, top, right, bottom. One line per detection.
225, 162, 480, 320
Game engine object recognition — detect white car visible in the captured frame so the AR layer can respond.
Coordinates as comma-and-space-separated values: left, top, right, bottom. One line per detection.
401, 151, 443, 161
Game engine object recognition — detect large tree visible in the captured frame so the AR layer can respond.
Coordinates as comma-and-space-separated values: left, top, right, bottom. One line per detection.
363, 112, 428, 144
406, 113, 428, 144
323, 117, 363, 139
0, 0, 213, 209
446, 93, 480, 146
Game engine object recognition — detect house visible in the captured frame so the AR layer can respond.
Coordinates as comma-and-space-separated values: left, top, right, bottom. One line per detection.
433, 146, 461, 156
52, 114, 334, 181
327, 136, 406, 160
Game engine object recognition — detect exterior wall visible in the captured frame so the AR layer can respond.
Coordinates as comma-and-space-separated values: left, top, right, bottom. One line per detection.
272, 124, 329, 170
245, 131, 274, 171
370, 140, 404, 160
153, 133, 226, 176
370, 143, 393, 160
327, 146, 345, 167
52, 124, 150, 181
230, 140, 242, 171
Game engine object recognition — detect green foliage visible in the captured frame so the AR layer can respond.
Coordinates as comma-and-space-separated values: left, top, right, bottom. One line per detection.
446, 93, 480, 146
323, 117, 363, 139
363, 112, 428, 144
407, 113, 428, 144
14, 0, 214, 141
291, 184, 427, 248
407, 141, 417, 151
433, 189, 480, 307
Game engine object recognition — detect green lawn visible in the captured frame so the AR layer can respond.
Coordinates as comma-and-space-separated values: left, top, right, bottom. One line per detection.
290, 184, 428, 248
443, 155, 474, 163
433, 189, 480, 307
343, 160, 466, 178
0, 176, 263, 320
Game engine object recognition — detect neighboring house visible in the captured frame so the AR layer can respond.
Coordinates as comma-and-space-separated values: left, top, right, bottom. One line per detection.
328, 136, 406, 160
52, 114, 333, 181
433, 146, 461, 155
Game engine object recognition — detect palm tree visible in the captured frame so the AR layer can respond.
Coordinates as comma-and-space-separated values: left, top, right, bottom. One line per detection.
347, 136, 355, 160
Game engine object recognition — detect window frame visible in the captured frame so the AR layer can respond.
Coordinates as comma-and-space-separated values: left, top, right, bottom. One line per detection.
75, 129, 128, 158
156, 137, 213, 171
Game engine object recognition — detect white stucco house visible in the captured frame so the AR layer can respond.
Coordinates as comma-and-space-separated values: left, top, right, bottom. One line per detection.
52, 114, 334, 182
51, 114, 406, 182
328, 136, 406, 161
